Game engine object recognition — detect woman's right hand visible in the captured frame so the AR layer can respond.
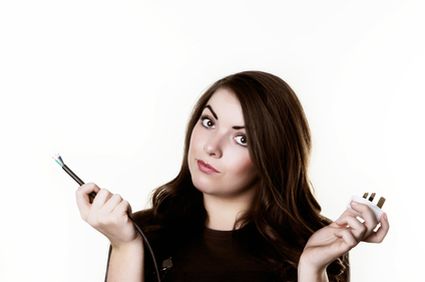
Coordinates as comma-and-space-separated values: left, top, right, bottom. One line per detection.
75, 183, 142, 248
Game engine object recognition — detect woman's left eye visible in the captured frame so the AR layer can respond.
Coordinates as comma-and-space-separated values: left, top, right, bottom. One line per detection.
235, 135, 248, 146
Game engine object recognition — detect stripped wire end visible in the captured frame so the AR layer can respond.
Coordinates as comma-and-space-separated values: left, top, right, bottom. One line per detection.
52, 154, 64, 167
52, 154, 85, 186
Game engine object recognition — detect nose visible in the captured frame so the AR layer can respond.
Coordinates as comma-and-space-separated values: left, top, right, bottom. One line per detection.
203, 134, 223, 158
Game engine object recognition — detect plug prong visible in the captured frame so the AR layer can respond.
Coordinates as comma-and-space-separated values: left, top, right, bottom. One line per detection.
368, 192, 376, 202
363, 192, 369, 199
377, 197, 386, 208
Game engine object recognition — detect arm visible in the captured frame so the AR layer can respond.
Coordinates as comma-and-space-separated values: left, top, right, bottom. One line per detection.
106, 239, 145, 282
75, 183, 146, 282
297, 260, 329, 282
298, 202, 389, 282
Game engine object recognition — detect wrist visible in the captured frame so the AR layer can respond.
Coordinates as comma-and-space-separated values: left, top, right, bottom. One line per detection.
111, 235, 144, 251
298, 257, 328, 282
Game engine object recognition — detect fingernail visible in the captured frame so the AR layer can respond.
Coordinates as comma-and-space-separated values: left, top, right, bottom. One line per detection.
351, 201, 359, 207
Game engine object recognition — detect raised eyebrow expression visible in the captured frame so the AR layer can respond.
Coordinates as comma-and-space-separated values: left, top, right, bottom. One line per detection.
203, 105, 245, 130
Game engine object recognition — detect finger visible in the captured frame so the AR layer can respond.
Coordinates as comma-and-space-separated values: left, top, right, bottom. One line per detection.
75, 183, 101, 217
334, 208, 360, 226
112, 200, 131, 218
336, 215, 367, 241
103, 194, 123, 213
350, 201, 378, 237
365, 213, 390, 243
91, 188, 113, 210
335, 228, 358, 252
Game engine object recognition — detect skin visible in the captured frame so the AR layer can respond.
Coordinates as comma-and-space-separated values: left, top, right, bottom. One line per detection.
75, 87, 390, 281
76, 184, 145, 281
299, 202, 390, 281
187, 88, 260, 230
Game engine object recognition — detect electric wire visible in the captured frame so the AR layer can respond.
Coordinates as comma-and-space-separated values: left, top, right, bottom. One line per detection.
53, 154, 161, 282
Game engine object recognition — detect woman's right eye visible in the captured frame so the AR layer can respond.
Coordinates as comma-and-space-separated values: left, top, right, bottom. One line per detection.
200, 115, 214, 128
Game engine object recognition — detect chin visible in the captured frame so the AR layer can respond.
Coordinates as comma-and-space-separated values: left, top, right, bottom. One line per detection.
191, 177, 242, 198
191, 175, 216, 194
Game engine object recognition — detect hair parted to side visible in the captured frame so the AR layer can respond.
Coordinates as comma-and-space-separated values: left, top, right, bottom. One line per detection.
148, 70, 349, 281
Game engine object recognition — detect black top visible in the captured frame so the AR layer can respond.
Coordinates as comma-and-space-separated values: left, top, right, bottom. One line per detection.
104, 209, 285, 282
160, 225, 281, 282
103, 209, 349, 282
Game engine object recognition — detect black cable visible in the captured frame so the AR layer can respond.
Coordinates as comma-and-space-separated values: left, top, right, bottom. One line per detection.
53, 155, 161, 282
103, 213, 161, 282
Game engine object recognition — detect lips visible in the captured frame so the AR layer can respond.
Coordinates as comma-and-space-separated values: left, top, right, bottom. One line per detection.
197, 159, 220, 173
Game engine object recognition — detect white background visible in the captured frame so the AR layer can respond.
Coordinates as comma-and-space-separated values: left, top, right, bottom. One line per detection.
1, 0, 423, 281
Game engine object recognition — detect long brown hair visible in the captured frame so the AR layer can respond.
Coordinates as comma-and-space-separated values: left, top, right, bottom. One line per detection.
148, 70, 349, 281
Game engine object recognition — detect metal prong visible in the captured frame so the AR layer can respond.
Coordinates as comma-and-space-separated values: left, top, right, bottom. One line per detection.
368, 192, 376, 202
377, 197, 386, 209
363, 192, 369, 199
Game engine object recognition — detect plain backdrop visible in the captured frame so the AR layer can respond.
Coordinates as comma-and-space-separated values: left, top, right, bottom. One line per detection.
1, 0, 424, 281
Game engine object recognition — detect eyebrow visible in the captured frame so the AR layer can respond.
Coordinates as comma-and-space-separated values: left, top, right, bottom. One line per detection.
203, 105, 245, 130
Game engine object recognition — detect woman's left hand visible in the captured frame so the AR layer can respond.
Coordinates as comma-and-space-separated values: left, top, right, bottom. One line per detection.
299, 201, 390, 272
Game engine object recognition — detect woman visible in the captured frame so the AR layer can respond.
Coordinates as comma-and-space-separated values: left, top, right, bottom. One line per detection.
76, 70, 389, 281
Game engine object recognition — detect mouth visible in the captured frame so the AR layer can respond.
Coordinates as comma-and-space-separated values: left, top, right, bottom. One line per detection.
196, 159, 220, 173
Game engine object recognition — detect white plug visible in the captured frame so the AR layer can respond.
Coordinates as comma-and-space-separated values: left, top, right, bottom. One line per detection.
348, 193, 386, 221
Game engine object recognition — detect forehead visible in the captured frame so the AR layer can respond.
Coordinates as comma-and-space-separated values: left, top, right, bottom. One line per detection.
205, 88, 242, 112
204, 88, 245, 124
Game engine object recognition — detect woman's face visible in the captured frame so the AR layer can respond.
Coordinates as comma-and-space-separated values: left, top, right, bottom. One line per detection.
188, 88, 259, 199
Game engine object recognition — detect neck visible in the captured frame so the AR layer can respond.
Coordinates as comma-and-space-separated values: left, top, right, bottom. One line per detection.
203, 190, 254, 231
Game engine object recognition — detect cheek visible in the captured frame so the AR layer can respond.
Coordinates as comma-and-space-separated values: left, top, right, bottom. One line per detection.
189, 125, 203, 152
188, 125, 204, 166
227, 152, 255, 177
222, 152, 258, 193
